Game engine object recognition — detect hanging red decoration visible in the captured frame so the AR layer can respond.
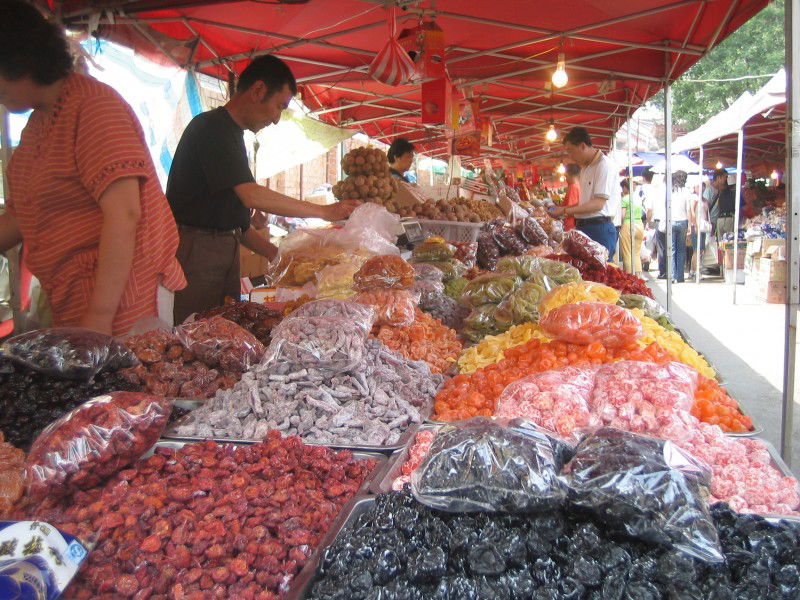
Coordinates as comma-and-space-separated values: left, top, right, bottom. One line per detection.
368, 7, 416, 87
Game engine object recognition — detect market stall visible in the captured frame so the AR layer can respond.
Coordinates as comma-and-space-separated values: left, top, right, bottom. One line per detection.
2, 204, 799, 599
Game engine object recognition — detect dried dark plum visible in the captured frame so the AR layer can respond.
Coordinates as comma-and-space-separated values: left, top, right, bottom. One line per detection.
622, 581, 661, 600
571, 556, 602, 587
530, 557, 561, 585
467, 543, 506, 576
374, 548, 402, 585
408, 546, 447, 583
558, 577, 586, 599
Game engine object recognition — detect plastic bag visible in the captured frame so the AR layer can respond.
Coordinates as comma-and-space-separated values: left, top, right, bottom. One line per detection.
452, 241, 478, 269
412, 262, 445, 283
491, 223, 527, 255
194, 301, 282, 346
476, 233, 501, 269
354, 289, 419, 327
494, 279, 550, 330
411, 417, 569, 513
420, 259, 467, 282
564, 427, 723, 563
0, 520, 91, 599
175, 316, 266, 372
539, 302, 642, 347
353, 254, 415, 291
315, 261, 363, 299
618, 294, 669, 320
284, 298, 377, 334
26, 392, 172, 499
421, 294, 469, 331
539, 281, 620, 314
464, 303, 499, 333
0, 432, 25, 518
443, 276, 469, 299
538, 258, 582, 285
1, 328, 137, 381
269, 315, 369, 372
563, 229, 609, 269
496, 367, 598, 436
496, 255, 542, 279
412, 236, 456, 262
516, 215, 549, 246
413, 279, 446, 310
459, 272, 522, 307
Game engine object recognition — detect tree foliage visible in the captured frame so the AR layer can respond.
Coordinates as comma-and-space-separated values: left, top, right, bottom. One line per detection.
661, 0, 784, 129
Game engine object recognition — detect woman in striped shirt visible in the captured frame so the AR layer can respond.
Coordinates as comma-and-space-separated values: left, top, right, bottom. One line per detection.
0, 1, 185, 335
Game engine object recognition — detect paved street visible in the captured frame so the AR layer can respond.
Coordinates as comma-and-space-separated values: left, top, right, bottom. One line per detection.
646, 274, 799, 470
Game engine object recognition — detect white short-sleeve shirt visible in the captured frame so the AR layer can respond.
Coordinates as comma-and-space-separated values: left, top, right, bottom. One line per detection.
578, 150, 618, 218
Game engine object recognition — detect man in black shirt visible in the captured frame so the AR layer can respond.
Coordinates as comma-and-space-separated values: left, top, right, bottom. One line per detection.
708, 168, 737, 243
167, 55, 359, 323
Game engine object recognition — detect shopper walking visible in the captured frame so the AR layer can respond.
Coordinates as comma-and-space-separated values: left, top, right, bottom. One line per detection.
549, 127, 619, 256
619, 179, 644, 275
667, 170, 695, 283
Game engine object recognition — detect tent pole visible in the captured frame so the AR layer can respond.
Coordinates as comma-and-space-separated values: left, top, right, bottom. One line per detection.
696, 145, 703, 284
781, 0, 799, 464
627, 112, 635, 275
1, 105, 21, 332
732, 129, 744, 304
664, 84, 674, 311
0, 106, 10, 199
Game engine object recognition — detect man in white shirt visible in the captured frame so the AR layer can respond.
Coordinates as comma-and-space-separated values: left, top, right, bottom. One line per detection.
549, 127, 619, 256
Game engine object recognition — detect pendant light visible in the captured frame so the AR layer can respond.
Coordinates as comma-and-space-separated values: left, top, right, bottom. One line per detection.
552, 52, 568, 88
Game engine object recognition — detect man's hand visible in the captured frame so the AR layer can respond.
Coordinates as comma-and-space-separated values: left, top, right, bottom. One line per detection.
548, 205, 566, 219
79, 311, 114, 335
323, 199, 361, 222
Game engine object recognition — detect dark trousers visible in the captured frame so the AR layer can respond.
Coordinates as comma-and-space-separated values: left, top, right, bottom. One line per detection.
577, 220, 618, 258
672, 220, 688, 282
173, 226, 241, 324
656, 228, 667, 277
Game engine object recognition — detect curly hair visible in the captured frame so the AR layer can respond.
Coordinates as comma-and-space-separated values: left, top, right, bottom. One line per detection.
0, 1, 73, 84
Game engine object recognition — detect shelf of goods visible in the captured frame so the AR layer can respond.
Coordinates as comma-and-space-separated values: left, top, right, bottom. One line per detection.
2, 205, 799, 599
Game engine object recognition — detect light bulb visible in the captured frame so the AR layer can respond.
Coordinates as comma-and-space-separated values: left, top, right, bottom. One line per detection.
715, 161, 723, 169
557, 163, 566, 174
551, 53, 568, 88
770, 170, 779, 180
559, 175, 566, 182
545, 124, 558, 143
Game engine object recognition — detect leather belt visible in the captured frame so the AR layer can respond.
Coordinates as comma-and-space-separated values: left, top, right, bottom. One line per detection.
178, 224, 243, 237
576, 216, 611, 226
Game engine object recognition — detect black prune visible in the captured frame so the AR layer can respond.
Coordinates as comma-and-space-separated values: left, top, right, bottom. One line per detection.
571, 557, 602, 587
408, 546, 447, 583
467, 543, 506, 576
530, 557, 561, 585
558, 577, 586, 600
374, 548, 402, 585
623, 581, 661, 600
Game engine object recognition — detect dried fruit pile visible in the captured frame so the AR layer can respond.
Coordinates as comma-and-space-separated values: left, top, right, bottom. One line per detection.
195, 301, 282, 346
692, 376, 754, 433
0, 358, 142, 450
375, 309, 462, 375
122, 319, 259, 398
548, 253, 654, 297
391, 428, 437, 491
307, 489, 800, 599
20, 433, 376, 600
0, 432, 25, 518
332, 147, 398, 203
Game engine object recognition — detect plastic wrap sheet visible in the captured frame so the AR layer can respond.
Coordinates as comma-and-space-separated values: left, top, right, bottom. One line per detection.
1, 328, 137, 381
411, 417, 570, 513
565, 427, 723, 563
354, 289, 419, 327
353, 254, 415, 291
539, 302, 643, 347
175, 316, 266, 373
26, 392, 172, 500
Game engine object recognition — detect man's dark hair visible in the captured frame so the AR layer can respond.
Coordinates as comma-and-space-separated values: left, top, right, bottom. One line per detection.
237, 55, 297, 96
672, 170, 688, 188
388, 138, 415, 163
712, 168, 727, 181
565, 163, 580, 177
563, 127, 592, 147
642, 169, 654, 183
0, 0, 73, 85
621, 179, 630, 192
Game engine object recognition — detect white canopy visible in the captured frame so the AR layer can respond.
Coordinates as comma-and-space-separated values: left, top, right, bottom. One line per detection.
648, 153, 702, 174
671, 69, 786, 153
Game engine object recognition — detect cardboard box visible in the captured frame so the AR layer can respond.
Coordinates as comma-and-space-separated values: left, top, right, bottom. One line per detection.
724, 248, 746, 270
762, 238, 786, 258
759, 256, 786, 283
757, 280, 787, 304
249, 287, 277, 303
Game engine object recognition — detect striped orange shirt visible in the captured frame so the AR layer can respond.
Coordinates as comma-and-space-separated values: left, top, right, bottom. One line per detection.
7, 73, 185, 335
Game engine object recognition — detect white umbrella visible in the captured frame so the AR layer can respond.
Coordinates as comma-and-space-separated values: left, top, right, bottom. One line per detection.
648, 154, 702, 174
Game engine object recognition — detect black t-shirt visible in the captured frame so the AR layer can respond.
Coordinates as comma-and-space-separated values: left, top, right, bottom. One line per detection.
166, 107, 255, 230
710, 185, 736, 219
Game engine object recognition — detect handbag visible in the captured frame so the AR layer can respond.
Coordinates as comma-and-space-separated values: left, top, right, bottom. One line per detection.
698, 218, 712, 233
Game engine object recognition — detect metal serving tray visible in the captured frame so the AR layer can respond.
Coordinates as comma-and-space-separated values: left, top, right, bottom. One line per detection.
756, 437, 798, 480
288, 496, 377, 600
370, 424, 441, 494
161, 402, 432, 454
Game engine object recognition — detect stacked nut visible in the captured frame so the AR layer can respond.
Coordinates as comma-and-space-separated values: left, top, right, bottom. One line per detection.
372, 195, 505, 222
332, 147, 398, 202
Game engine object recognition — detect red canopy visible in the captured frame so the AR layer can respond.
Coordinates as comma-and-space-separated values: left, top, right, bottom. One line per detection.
46, 0, 769, 163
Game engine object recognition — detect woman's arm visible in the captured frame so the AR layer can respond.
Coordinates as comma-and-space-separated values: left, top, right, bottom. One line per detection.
80, 177, 141, 334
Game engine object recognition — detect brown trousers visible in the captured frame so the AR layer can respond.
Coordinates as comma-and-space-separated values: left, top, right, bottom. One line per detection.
173, 226, 241, 324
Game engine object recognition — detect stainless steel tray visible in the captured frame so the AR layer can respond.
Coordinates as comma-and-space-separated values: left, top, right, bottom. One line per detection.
370, 424, 440, 494
289, 496, 377, 600
757, 437, 798, 479
161, 402, 431, 454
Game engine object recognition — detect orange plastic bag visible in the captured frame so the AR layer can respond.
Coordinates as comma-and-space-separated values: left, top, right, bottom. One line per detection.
539, 302, 642, 348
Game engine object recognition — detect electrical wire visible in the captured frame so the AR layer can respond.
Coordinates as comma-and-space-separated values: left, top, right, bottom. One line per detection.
680, 74, 775, 83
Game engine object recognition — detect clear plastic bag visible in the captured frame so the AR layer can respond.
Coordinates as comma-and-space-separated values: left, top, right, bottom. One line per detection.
516, 216, 549, 246
538, 258, 581, 285
618, 294, 668, 320
411, 417, 569, 513
1, 328, 137, 381
315, 261, 363, 299
496, 255, 542, 279
563, 229, 609, 269
353, 254, 415, 291
476, 233, 501, 269
494, 279, 550, 330
413, 279, 446, 310
417, 259, 467, 282
412, 237, 456, 262
459, 272, 522, 307
539, 302, 643, 347
175, 315, 266, 372
26, 392, 172, 500
354, 289, 419, 327
464, 303, 499, 333
452, 241, 478, 269
564, 427, 723, 563
539, 281, 621, 314
268, 314, 369, 372
495, 366, 599, 437
412, 262, 445, 283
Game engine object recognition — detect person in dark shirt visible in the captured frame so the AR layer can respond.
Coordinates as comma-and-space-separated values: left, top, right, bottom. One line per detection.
167, 55, 359, 323
708, 168, 736, 243
387, 138, 415, 183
